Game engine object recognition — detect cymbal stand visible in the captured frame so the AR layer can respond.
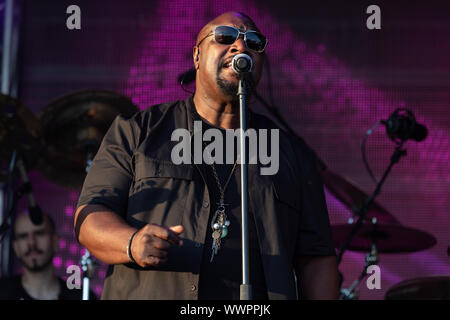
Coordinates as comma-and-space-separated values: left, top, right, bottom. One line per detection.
336, 141, 407, 265
0, 150, 17, 276
340, 237, 379, 300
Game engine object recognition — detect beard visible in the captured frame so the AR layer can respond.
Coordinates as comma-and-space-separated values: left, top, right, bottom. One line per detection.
216, 57, 256, 102
216, 74, 238, 100
19, 250, 54, 272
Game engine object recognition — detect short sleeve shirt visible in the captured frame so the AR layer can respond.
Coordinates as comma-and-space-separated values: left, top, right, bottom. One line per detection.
77, 95, 335, 300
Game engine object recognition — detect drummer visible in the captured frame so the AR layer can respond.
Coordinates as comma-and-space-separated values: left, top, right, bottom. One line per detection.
0, 212, 96, 300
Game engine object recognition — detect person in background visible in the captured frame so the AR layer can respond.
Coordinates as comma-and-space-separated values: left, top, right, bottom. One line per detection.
0, 212, 95, 300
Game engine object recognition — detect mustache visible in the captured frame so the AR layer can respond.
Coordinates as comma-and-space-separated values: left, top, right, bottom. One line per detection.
25, 247, 44, 256
219, 54, 240, 69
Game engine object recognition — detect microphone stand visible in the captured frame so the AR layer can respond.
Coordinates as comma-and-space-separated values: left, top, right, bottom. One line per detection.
238, 78, 252, 300
252, 90, 408, 295
253, 90, 407, 264
0, 151, 17, 277
336, 142, 406, 265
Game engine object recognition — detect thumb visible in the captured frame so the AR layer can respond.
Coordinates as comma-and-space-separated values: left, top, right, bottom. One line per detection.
169, 225, 184, 234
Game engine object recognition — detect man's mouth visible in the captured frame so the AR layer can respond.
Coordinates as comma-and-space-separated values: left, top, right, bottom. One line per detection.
221, 57, 234, 69
26, 249, 43, 256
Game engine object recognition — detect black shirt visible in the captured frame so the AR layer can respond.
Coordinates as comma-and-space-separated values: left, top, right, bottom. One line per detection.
76, 95, 335, 299
193, 112, 268, 300
0, 275, 96, 300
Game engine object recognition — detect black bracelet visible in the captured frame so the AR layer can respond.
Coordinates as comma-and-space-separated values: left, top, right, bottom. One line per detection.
126, 230, 139, 264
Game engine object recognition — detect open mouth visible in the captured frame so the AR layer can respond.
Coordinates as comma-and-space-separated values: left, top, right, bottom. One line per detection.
221, 58, 233, 69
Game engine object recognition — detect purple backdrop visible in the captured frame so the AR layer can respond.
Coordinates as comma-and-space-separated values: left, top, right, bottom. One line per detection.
8, 0, 449, 299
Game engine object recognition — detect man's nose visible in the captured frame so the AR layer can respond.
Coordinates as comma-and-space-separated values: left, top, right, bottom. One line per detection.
230, 37, 249, 54
27, 234, 37, 247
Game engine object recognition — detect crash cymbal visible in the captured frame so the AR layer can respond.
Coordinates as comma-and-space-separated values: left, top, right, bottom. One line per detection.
38, 90, 138, 189
332, 223, 436, 253
385, 276, 450, 300
319, 168, 400, 225
0, 94, 42, 180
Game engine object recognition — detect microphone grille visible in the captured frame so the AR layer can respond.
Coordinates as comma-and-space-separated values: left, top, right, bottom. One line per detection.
232, 54, 253, 73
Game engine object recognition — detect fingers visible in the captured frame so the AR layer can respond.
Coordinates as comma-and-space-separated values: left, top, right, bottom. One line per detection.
151, 236, 171, 250
141, 255, 168, 266
150, 224, 183, 246
132, 224, 184, 268
169, 225, 184, 234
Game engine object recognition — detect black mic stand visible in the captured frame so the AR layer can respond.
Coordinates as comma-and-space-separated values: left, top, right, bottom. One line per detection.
337, 145, 406, 300
238, 78, 252, 300
336, 141, 407, 265
0, 151, 44, 275
252, 91, 407, 298
0, 151, 17, 276
337, 142, 407, 299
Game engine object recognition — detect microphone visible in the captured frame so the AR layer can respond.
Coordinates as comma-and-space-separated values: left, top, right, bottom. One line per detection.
16, 158, 43, 225
381, 109, 428, 142
232, 53, 253, 74
177, 54, 253, 85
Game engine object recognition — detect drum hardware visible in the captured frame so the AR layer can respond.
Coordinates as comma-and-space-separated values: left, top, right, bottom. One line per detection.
318, 169, 400, 225
385, 276, 450, 300
335, 218, 437, 299
330, 112, 434, 299
37, 89, 138, 299
37, 89, 138, 190
340, 242, 379, 300
1, 90, 138, 298
0, 94, 43, 275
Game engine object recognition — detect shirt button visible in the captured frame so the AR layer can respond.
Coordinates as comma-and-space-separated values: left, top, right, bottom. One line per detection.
191, 285, 197, 291
203, 201, 209, 208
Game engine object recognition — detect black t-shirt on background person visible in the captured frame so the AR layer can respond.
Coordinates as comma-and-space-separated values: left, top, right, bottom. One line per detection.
0, 275, 97, 300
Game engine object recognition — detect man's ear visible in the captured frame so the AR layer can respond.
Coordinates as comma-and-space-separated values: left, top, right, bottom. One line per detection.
193, 46, 200, 70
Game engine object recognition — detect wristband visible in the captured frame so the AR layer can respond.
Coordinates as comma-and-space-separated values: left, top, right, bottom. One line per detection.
126, 230, 139, 264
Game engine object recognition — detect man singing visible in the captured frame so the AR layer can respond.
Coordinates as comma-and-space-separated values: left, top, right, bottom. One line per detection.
74, 11, 339, 300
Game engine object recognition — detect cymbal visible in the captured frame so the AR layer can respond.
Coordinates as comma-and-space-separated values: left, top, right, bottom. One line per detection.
332, 223, 436, 253
38, 90, 138, 189
385, 276, 450, 300
0, 94, 42, 180
319, 168, 400, 225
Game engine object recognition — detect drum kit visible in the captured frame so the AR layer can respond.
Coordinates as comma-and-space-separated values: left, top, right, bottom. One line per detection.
0, 90, 138, 299
0, 90, 138, 189
0, 90, 447, 300
318, 166, 447, 300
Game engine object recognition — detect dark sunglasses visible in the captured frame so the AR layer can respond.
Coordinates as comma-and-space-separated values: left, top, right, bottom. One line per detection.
197, 25, 268, 53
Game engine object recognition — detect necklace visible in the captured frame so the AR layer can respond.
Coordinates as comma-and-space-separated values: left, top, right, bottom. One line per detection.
208, 160, 237, 262
189, 102, 238, 262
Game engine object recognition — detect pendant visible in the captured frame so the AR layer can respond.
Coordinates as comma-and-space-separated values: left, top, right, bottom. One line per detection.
210, 204, 231, 262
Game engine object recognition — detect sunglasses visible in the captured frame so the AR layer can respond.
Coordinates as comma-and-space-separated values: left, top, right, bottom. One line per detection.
197, 25, 268, 53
